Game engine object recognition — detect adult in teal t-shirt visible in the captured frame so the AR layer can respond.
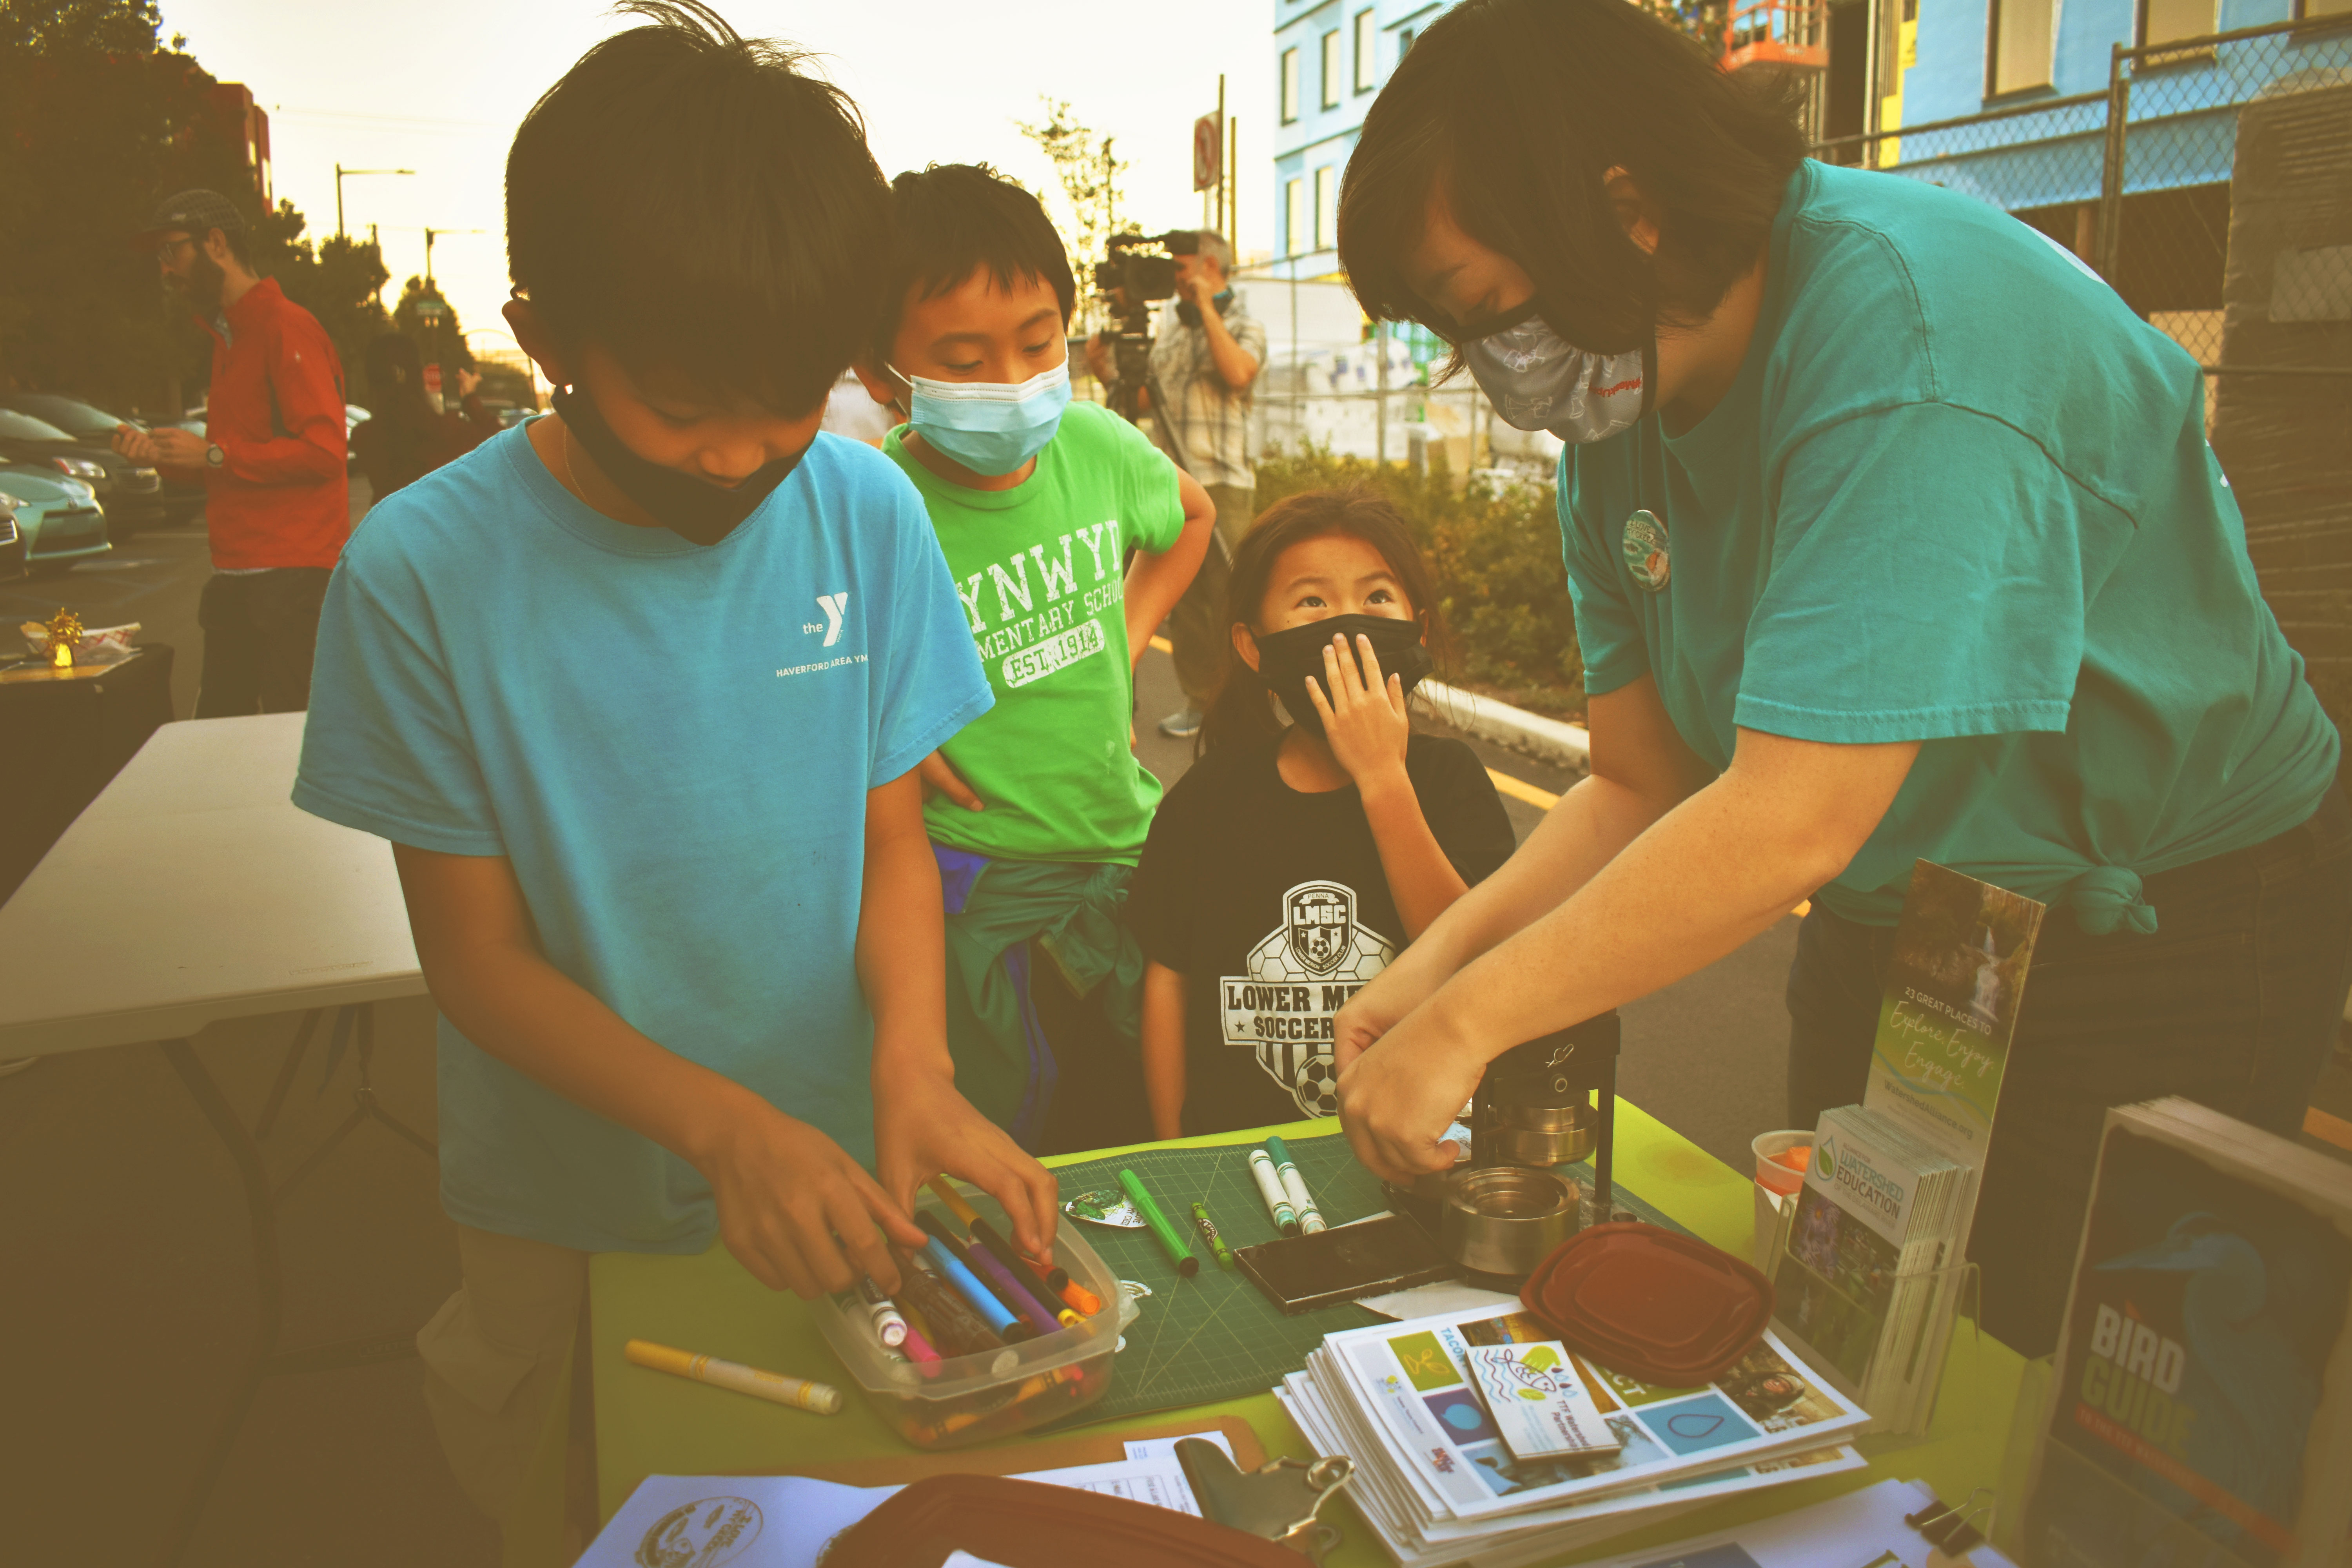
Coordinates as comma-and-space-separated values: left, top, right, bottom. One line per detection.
1316, 0, 2349, 1357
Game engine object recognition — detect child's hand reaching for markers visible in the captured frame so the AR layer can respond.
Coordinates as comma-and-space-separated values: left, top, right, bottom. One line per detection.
697, 1096, 928, 1299
1308, 632, 1412, 790
874, 1071, 1062, 1263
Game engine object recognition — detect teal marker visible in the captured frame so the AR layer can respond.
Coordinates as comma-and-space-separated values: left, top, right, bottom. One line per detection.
1190, 1201, 1237, 1271
1248, 1147, 1300, 1237
1265, 1134, 1327, 1234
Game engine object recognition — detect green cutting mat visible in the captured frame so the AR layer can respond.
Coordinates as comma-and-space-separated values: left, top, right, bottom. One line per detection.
1048, 1139, 1691, 1426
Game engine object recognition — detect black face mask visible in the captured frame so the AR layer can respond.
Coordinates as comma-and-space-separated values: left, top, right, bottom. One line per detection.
1252, 614, 1434, 739
550, 384, 806, 547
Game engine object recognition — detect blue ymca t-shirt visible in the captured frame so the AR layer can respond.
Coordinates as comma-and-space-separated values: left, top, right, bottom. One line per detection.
294, 425, 992, 1253
1561, 160, 2338, 931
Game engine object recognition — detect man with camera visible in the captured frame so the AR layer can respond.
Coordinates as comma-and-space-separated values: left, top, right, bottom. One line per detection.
1087, 230, 1264, 739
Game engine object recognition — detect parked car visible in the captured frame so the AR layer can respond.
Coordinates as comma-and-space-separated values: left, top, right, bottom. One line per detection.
0, 494, 25, 582
0, 466, 109, 575
0, 391, 202, 532
0, 406, 164, 539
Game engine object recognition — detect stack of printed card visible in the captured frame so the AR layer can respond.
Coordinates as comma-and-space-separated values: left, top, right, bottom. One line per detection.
1771, 1103, 1967, 1430
1274, 1303, 1870, 1568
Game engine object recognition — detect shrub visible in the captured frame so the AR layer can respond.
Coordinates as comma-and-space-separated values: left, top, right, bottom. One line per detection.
1252, 447, 1588, 719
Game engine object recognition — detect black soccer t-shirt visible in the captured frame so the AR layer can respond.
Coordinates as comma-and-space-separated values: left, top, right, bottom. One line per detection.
1127, 734, 1517, 1132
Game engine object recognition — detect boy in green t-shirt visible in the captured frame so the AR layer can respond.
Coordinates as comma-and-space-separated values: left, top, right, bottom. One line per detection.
853, 164, 1214, 1150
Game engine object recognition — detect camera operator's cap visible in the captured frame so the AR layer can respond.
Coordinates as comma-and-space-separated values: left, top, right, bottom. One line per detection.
136, 189, 247, 245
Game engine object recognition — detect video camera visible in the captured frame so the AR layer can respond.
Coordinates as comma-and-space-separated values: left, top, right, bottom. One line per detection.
1090, 230, 1200, 423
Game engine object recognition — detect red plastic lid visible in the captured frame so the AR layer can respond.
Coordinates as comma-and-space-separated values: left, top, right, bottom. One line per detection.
1518, 1223, 1775, 1387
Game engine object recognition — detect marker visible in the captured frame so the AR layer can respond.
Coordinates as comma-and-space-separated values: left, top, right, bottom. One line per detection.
899, 1322, 942, 1369
918, 1236, 1034, 1342
922, 1177, 1083, 1325
1190, 1201, 1236, 1271
891, 1254, 1007, 1359
624, 1339, 840, 1414
933, 1216, 1063, 1337
1265, 1135, 1327, 1234
1248, 1147, 1301, 1237
1117, 1168, 1200, 1278
856, 1277, 908, 1347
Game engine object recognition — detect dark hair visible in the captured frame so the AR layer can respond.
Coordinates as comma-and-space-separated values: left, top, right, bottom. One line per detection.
1339, 0, 1806, 357
874, 164, 1077, 362
505, 0, 890, 417
363, 333, 434, 431
1200, 487, 1452, 755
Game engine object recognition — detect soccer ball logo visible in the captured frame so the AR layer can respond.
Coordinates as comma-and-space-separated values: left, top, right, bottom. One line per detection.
1287, 883, 1356, 975
1294, 1053, 1341, 1117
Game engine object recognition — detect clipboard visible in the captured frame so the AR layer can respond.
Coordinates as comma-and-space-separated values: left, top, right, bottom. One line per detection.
784, 1415, 1265, 1489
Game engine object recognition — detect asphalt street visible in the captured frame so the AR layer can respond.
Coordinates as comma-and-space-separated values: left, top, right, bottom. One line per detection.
5, 483, 2341, 1566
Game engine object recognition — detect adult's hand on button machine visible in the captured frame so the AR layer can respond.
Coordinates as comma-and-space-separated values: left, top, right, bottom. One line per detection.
1335, 1011, 1484, 1186
702, 1100, 926, 1299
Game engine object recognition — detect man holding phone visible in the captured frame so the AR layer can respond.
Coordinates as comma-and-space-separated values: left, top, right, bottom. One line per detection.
116, 189, 350, 715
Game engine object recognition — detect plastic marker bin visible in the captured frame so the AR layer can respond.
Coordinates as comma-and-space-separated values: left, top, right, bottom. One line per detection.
811, 1188, 1137, 1450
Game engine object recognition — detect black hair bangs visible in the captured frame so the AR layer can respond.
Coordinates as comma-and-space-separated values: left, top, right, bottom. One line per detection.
876, 165, 1076, 362
1338, 0, 1804, 358
507, 2, 892, 417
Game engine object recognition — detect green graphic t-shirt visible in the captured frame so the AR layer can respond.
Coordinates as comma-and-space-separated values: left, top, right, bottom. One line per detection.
887, 399, 1185, 864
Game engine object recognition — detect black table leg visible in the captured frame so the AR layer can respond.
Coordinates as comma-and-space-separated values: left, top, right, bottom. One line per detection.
150, 1003, 438, 1567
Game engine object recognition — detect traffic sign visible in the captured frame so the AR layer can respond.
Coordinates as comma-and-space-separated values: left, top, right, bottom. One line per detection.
1193, 113, 1222, 192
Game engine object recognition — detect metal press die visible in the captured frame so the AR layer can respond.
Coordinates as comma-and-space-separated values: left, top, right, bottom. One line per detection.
1438, 1166, 1584, 1277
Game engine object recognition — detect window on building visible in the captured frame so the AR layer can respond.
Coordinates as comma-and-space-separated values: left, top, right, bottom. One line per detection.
1281, 47, 1300, 123
2302, 0, 2352, 17
1321, 29, 1342, 109
1287, 178, 1308, 257
2140, 0, 2216, 44
1314, 165, 1338, 251
1400, 25, 1417, 54
1354, 9, 1377, 92
1987, 0, 2055, 95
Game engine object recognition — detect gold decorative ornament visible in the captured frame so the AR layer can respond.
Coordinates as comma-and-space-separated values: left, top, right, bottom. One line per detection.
43, 607, 83, 669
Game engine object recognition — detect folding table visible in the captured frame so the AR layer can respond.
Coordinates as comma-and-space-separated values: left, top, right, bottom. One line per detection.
0, 711, 430, 1566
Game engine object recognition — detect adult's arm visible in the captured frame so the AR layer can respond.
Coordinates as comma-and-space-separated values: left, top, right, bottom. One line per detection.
1194, 298, 1261, 391
1332, 676, 1713, 1039
1335, 690, 1918, 1181
392, 841, 927, 1296
221, 318, 348, 485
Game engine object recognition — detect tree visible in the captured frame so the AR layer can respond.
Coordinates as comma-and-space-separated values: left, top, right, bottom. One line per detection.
0, 0, 389, 413
1015, 97, 1127, 336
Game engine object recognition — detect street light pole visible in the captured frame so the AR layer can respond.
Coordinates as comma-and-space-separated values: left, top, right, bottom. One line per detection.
333, 164, 415, 239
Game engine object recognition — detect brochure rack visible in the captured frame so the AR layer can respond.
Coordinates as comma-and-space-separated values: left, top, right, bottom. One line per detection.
1764, 1188, 1986, 1439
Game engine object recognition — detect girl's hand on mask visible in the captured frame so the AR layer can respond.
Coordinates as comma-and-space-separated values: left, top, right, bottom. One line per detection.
1309, 632, 1412, 791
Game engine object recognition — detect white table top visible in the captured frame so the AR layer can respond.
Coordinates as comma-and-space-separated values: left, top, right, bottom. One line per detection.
0, 713, 424, 1057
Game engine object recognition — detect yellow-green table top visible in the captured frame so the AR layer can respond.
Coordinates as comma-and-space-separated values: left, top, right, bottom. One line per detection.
588, 1105, 2023, 1565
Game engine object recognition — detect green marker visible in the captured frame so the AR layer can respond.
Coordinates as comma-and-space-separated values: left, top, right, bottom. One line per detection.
1117, 1168, 1200, 1278
1265, 1134, 1327, 1234
1190, 1201, 1237, 1271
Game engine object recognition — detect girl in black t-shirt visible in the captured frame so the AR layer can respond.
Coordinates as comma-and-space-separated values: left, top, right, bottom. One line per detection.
1126, 487, 1516, 1137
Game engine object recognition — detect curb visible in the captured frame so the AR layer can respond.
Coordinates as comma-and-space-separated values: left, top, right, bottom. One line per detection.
1412, 678, 1591, 777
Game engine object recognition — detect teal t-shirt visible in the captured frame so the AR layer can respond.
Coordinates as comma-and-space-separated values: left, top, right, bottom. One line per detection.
886, 399, 1186, 865
293, 427, 993, 1253
1559, 160, 2338, 931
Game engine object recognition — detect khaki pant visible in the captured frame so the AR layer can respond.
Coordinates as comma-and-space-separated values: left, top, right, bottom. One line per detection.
1167, 483, 1257, 710
416, 1224, 590, 1535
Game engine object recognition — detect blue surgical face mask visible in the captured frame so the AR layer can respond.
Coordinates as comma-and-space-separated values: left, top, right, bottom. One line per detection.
892, 360, 1072, 477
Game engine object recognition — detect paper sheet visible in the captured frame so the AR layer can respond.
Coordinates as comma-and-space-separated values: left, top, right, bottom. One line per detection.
577, 1428, 1240, 1565
1577, 1476, 2018, 1568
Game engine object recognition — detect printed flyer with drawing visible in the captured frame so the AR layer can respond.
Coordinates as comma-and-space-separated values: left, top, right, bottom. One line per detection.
1328, 1305, 1868, 1522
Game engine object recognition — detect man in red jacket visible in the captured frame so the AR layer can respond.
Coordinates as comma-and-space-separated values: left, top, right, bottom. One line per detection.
116, 190, 350, 716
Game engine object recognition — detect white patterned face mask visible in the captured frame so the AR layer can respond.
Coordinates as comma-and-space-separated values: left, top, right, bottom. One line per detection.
1458, 304, 1653, 445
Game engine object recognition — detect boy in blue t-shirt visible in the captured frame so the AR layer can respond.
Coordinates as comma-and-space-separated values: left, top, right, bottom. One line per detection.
292, 6, 1056, 1529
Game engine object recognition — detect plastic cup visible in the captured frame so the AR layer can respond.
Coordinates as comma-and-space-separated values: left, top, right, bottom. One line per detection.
1751, 1130, 1813, 1197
